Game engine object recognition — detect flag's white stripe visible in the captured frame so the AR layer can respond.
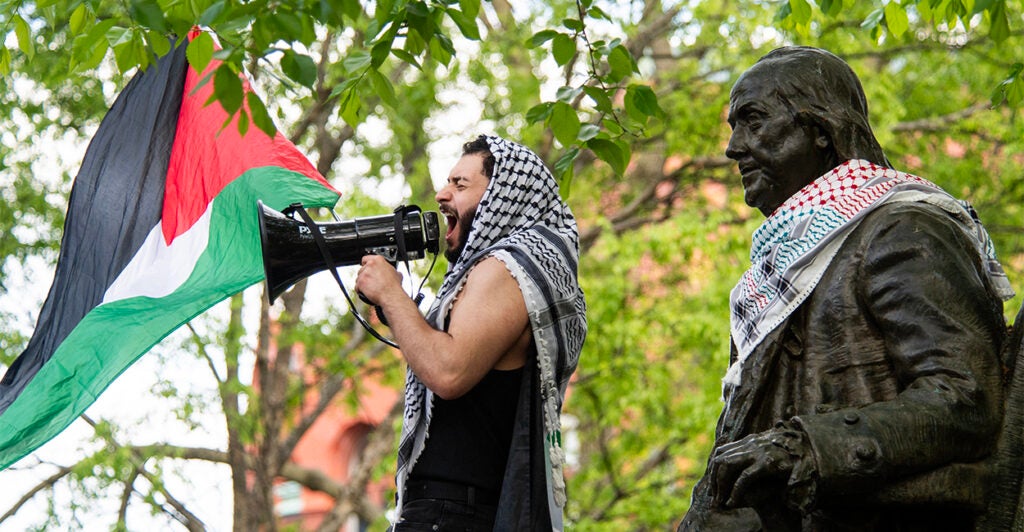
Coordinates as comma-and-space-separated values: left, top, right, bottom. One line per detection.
102, 201, 213, 303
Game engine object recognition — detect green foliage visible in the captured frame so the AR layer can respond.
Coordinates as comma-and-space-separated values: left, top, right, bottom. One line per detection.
569, 187, 760, 528
3, 0, 1024, 529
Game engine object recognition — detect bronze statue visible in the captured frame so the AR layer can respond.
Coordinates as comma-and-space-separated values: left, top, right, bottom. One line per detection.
679, 46, 1018, 531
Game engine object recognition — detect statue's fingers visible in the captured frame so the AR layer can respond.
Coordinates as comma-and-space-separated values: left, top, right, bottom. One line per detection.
725, 461, 769, 508
710, 452, 750, 507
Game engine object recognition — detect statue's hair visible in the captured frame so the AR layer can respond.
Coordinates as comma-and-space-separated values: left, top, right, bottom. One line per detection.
746, 46, 890, 167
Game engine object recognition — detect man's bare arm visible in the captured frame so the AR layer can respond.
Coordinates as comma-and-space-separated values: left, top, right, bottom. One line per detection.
356, 255, 529, 399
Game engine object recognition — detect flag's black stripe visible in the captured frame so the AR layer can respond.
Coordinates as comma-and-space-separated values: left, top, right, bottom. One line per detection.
0, 42, 189, 415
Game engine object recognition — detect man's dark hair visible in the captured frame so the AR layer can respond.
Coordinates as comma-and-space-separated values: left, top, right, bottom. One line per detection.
463, 135, 496, 179
751, 46, 890, 167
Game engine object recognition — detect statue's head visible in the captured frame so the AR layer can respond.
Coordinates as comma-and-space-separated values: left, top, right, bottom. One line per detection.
726, 46, 889, 215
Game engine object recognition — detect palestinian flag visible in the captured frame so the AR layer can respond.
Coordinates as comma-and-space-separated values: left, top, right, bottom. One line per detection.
0, 32, 339, 470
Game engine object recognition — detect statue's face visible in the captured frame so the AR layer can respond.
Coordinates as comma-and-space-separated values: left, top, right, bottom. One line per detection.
726, 67, 833, 216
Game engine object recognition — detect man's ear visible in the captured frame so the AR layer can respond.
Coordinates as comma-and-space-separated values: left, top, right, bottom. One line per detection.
813, 125, 831, 150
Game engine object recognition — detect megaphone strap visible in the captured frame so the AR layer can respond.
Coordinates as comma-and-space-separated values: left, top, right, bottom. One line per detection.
292, 204, 401, 349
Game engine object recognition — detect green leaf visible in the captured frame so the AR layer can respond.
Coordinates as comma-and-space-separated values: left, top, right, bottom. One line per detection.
884, 2, 909, 37
602, 117, 623, 135
789, 0, 812, 24
625, 84, 663, 120
72, 22, 114, 72
548, 102, 581, 147
583, 85, 613, 113
237, 107, 250, 137
553, 146, 579, 186
446, 8, 480, 40
343, 49, 372, 73
526, 102, 553, 123
107, 26, 133, 47
368, 68, 398, 108
148, 30, 171, 57
212, 63, 244, 114
371, 38, 392, 68
69, 4, 89, 35
607, 45, 635, 82
339, 86, 362, 125
339, 0, 363, 21
552, 33, 576, 66
556, 86, 582, 103
821, 0, 842, 16
992, 63, 1024, 107
281, 50, 317, 87
459, 0, 480, 20
861, 8, 885, 29
274, 11, 306, 42
0, 47, 10, 76
577, 123, 600, 142
199, 1, 226, 26
328, 77, 359, 99
112, 30, 147, 73
247, 92, 277, 137
390, 48, 423, 71
130, 0, 168, 33
407, 1, 435, 42
587, 138, 627, 175
562, 18, 584, 32
187, 31, 215, 74
13, 15, 32, 59
529, 29, 558, 48
989, 1, 1010, 43
429, 35, 453, 66
588, 6, 611, 21
774, 2, 792, 22
918, 0, 934, 22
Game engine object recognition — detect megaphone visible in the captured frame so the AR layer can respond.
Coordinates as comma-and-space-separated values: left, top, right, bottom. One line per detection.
258, 201, 439, 303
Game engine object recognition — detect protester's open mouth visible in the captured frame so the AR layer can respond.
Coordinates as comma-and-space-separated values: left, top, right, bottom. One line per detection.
443, 212, 457, 239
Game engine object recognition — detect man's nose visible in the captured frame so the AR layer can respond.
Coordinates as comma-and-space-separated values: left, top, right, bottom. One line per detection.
725, 130, 745, 161
435, 186, 451, 203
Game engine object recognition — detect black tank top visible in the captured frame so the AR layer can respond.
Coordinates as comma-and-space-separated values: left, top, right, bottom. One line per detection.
409, 366, 523, 491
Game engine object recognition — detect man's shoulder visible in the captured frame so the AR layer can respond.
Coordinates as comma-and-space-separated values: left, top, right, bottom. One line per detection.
461, 255, 524, 298
843, 199, 984, 273
853, 200, 964, 241
863, 199, 951, 223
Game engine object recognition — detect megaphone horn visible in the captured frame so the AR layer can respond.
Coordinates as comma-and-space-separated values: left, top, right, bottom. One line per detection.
257, 201, 440, 303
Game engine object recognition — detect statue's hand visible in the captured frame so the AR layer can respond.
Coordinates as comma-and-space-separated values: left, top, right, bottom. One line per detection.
709, 425, 809, 509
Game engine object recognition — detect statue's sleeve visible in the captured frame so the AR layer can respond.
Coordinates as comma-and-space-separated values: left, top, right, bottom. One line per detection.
793, 203, 1005, 498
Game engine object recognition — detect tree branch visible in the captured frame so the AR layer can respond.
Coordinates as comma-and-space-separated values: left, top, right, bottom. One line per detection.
80, 415, 208, 531
890, 102, 993, 133
313, 398, 403, 531
0, 465, 72, 522
580, 155, 733, 251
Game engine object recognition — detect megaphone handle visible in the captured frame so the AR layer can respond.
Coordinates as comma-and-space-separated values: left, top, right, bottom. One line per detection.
357, 291, 389, 326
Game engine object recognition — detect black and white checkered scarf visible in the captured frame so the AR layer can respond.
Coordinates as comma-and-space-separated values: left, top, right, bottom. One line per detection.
394, 135, 587, 529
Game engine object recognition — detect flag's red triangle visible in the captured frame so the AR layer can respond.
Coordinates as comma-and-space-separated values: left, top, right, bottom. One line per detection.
162, 31, 335, 244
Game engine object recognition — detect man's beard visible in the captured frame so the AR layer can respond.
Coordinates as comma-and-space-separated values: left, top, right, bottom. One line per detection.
444, 206, 476, 263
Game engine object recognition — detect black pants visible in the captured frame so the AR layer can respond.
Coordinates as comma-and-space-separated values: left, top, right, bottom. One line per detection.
391, 498, 498, 532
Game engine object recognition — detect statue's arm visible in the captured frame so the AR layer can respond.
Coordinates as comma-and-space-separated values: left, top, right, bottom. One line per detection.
795, 203, 1005, 496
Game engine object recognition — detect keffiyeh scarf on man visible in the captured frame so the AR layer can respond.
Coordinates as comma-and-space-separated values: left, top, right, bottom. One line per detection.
727, 159, 1014, 388
394, 135, 587, 530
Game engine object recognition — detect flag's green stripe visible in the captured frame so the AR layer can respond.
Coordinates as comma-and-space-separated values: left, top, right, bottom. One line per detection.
0, 167, 338, 470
